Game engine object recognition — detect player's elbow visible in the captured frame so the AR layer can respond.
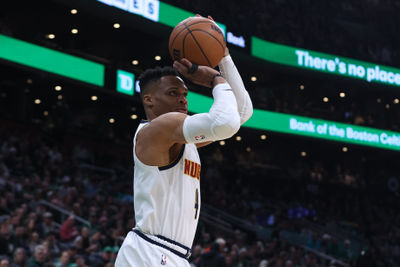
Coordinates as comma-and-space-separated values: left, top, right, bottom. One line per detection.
213, 112, 240, 140
240, 106, 253, 125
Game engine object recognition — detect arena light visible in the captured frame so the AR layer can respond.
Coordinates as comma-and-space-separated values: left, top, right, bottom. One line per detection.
250, 76, 257, 82
71, 29, 78, 34
301, 151, 307, 157
299, 85, 305, 90
394, 98, 399, 104
219, 141, 225, 146
132, 60, 139, 65
131, 114, 138, 119
113, 23, 120, 29
109, 118, 115, 123
57, 95, 63, 100
154, 55, 161, 61
340, 92, 346, 98
323, 97, 329, 103
46, 34, 55, 39
34, 99, 41, 104
252, 37, 400, 88
55, 85, 62, 91
43, 111, 49, 116
91, 96, 98, 101
70, 9, 78, 14
0, 34, 104, 86
342, 146, 348, 152
260, 134, 267, 140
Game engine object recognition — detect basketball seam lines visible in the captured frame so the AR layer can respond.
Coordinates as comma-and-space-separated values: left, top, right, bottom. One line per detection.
183, 22, 212, 67
170, 21, 216, 49
189, 29, 225, 54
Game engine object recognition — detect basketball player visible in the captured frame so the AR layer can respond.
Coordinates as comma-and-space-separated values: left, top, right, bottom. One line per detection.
115, 47, 253, 266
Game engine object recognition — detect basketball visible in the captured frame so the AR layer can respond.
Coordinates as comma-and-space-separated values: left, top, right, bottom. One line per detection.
168, 17, 226, 68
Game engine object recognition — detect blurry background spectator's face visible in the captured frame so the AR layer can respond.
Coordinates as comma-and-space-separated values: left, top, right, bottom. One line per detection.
14, 248, 26, 264
0, 260, 9, 267
35, 247, 46, 263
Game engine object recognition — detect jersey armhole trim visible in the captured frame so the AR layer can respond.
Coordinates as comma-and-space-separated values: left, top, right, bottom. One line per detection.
158, 145, 185, 171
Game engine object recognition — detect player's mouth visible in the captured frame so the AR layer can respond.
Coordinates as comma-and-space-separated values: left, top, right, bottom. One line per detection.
176, 107, 188, 114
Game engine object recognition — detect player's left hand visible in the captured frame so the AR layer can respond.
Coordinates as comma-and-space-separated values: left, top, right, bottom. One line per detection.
173, 58, 222, 88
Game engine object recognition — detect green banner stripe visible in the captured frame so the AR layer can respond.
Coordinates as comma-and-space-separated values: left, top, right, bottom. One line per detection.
251, 37, 400, 87
188, 91, 400, 151
159, 2, 194, 28
0, 34, 104, 86
158, 2, 226, 36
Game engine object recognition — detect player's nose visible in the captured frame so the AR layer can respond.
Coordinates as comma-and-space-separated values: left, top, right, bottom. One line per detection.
178, 94, 187, 104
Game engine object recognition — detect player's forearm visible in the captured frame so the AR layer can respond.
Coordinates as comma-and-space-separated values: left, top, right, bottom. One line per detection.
183, 82, 240, 143
218, 55, 253, 125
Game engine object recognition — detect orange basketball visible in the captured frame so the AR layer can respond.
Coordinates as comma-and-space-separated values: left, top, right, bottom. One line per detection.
168, 17, 226, 68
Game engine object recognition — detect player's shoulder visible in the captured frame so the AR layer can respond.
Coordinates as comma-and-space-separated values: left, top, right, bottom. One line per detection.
144, 112, 187, 131
136, 112, 188, 146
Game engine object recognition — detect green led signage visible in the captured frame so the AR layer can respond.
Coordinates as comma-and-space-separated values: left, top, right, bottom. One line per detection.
0, 34, 104, 86
158, 2, 226, 35
116, 69, 135, 96
188, 91, 400, 151
252, 37, 400, 87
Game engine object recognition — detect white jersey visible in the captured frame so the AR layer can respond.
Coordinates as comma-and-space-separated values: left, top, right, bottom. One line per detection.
132, 121, 201, 248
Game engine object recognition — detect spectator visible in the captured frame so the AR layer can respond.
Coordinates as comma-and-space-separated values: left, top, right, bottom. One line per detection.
27, 232, 40, 256
53, 250, 75, 267
0, 218, 12, 257
197, 242, 227, 267
27, 245, 46, 267
0, 259, 10, 267
11, 247, 27, 267
58, 216, 78, 243
39, 212, 57, 238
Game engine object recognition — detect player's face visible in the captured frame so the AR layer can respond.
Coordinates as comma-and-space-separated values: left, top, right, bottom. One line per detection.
152, 75, 188, 116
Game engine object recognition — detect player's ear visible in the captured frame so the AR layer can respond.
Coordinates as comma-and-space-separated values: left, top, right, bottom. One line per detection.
142, 94, 153, 107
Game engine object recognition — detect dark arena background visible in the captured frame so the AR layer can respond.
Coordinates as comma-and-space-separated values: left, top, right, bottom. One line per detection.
0, 1, 399, 266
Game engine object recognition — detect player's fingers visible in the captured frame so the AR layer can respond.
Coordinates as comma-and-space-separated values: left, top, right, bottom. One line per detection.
173, 61, 187, 74
173, 61, 189, 75
208, 16, 214, 21
195, 14, 202, 17
179, 58, 192, 69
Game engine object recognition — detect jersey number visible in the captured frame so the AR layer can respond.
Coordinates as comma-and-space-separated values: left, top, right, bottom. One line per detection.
194, 188, 199, 220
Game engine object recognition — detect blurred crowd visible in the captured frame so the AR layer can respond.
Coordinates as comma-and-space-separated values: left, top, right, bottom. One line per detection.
0, 116, 399, 267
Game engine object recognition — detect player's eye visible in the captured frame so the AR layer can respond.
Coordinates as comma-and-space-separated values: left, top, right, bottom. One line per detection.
168, 91, 177, 96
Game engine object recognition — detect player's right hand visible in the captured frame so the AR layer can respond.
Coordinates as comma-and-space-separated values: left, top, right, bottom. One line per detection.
173, 58, 225, 88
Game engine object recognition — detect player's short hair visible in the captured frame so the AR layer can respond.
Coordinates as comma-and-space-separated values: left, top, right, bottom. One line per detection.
138, 66, 180, 95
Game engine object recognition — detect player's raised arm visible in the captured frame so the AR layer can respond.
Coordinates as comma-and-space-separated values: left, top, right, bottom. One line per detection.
219, 48, 253, 125
136, 61, 240, 166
